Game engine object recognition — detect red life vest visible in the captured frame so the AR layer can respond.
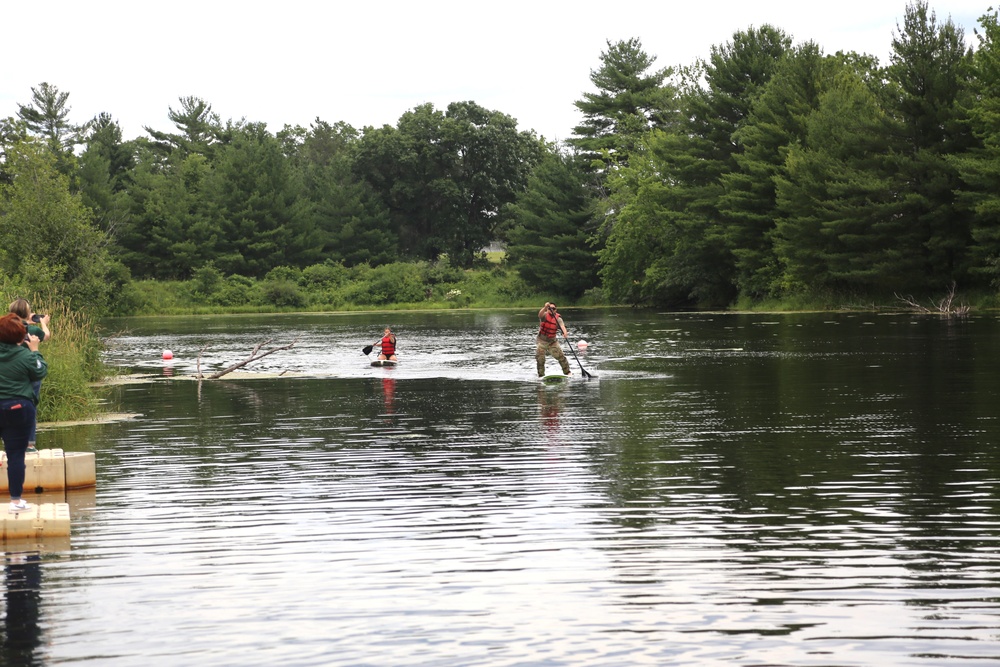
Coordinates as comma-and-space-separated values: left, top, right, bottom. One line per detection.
538, 311, 560, 339
381, 334, 396, 356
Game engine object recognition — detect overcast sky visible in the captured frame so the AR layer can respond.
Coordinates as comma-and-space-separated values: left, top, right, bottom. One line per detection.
2, 1, 987, 144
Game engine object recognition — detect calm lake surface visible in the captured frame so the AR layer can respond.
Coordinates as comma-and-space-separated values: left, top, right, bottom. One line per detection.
6, 309, 1000, 666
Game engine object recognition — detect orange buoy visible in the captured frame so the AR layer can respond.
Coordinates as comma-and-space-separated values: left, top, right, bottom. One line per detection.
162, 350, 174, 360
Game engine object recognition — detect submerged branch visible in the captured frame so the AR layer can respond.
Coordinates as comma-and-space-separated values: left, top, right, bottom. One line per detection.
895, 282, 970, 317
205, 338, 299, 379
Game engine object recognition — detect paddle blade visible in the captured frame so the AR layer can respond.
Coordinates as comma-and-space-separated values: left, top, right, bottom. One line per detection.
362, 345, 374, 356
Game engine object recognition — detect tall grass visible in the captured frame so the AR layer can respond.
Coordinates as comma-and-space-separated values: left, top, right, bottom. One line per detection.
1, 295, 110, 423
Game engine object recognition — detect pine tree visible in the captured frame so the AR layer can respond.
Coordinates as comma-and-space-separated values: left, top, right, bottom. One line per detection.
506, 150, 598, 297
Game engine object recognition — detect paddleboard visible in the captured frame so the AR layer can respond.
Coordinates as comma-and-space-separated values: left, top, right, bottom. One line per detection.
371, 359, 398, 367
540, 373, 570, 383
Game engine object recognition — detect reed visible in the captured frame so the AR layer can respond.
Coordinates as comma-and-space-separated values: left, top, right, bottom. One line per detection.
1, 294, 109, 423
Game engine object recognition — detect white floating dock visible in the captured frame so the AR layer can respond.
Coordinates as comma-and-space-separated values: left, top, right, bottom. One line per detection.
0, 448, 96, 493
0, 503, 71, 539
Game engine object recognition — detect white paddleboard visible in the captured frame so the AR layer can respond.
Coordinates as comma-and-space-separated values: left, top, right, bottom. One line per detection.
371, 359, 398, 367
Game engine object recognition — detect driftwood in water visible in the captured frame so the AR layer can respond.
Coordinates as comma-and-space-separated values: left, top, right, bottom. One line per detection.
895, 282, 970, 317
198, 338, 299, 379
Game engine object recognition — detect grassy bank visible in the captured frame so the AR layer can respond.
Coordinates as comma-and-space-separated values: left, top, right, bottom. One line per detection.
0, 294, 108, 424
112, 257, 999, 317
116, 261, 608, 316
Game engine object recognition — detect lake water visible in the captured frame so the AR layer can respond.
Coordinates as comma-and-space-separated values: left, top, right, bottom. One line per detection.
6, 309, 1000, 666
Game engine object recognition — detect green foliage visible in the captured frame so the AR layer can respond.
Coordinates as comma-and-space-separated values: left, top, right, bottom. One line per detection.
719, 42, 831, 299
774, 66, 912, 293
0, 291, 108, 423
260, 279, 306, 308
343, 262, 428, 305
885, 0, 974, 289
36, 303, 107, 422
568, 38, 677, 171
506, 150, 600, 297
0, 140, 115, 312
122, 261, 549, 313
14, 9, 1000, 315
208, 122, 313, 276
301, 262, 349, 289
16, 82, 88, 166
598, 25, 791, 308
352, 101, 543, 267
192, 262, 224, 297
950, 6, 1000, 286
212, 275, 258, 307
144, 96, 222, 159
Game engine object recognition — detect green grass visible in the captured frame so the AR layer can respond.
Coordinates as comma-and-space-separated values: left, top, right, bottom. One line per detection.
0, 294, 110, 424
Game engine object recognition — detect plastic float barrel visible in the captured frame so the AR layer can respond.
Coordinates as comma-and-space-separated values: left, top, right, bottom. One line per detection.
64, 451, 97, 489
0, 503, 71, 540
23, 449, 66, 492
0, 449, 97, 493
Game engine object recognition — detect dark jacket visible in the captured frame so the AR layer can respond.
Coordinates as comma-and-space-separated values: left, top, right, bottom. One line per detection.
0, 342, 48, 403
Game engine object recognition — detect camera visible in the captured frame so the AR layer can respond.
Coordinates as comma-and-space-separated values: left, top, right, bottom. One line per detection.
30, 314, 41, 323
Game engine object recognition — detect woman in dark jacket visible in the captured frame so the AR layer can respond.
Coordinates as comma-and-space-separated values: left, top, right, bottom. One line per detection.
0, 313, 48, 512
9, 299, 50, 453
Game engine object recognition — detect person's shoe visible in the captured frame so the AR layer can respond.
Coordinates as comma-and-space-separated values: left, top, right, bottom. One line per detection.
26, 444, 37, 454
8, 499, 31, 513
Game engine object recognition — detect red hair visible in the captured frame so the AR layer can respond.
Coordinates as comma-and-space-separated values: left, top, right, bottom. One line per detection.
0, 313, 27, 345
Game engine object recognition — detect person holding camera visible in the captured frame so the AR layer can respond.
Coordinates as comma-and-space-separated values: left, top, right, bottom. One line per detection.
8, 300, 49, 453
536, 301, 571, 377
0, 313, 48, 512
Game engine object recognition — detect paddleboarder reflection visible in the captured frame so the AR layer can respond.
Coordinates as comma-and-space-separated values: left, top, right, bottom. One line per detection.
382, 377, 396, 416
538, 387, 562, 434
2, 551, 43, 663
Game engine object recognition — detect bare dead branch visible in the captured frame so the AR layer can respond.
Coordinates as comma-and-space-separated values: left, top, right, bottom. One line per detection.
206, 338, 299, 379
895, 282, 969, 317
196, 344, 210, 380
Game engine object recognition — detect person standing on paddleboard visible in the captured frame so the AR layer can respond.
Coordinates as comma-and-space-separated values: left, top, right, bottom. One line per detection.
536, 302, 571, 377
378, 327, 398, 361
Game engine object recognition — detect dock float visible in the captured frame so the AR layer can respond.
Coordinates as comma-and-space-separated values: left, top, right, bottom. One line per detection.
0, 448, 96, 493
0, 503, 71, 539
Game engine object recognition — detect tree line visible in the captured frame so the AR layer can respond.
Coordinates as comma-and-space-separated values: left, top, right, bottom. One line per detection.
2, 1, 998, 314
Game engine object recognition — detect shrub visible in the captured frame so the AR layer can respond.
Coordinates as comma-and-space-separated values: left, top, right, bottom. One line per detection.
260, 279, 306, 308
344, 262, 427, 305
264, 266, 303, 284
192, 262, 224, 297
211, 275, 258, 306
301, 262, 349, 290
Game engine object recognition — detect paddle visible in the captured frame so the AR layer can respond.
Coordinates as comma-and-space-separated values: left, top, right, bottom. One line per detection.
361, 342, 378, 356
564, 335, 596, 379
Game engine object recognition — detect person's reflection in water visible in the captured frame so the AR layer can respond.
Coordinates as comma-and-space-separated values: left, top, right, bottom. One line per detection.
2, 551, 44, 665
538, 387, 562, 435
382, 377, 396, 418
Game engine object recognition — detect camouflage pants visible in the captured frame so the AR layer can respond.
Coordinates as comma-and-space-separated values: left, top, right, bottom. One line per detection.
536, 336, 570, 376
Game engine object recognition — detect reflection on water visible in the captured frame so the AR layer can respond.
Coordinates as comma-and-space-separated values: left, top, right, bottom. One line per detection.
10, 310, 1000, 665
2, 553, 43, 665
